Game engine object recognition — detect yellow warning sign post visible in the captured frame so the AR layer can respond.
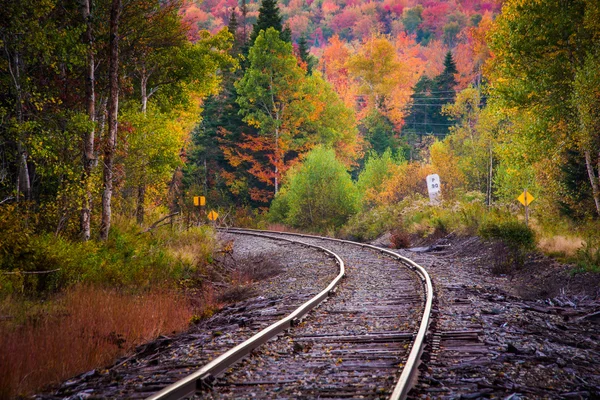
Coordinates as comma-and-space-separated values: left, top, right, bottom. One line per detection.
517, 189, 535, 226
517, 191, 534, 206
193, 196, 206, 206
207, 210, 219, 221
192, 196, 206, 226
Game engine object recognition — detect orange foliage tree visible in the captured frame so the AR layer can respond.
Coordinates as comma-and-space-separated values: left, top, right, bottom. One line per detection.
347, 34, 417, 127
320, 35, 356, 108
232, 28, 361, 203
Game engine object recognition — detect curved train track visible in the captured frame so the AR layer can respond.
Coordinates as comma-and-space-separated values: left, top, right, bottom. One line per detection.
149, 228, 433, 400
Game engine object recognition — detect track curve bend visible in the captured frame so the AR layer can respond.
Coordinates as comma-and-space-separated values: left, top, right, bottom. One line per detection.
150, 228, 433, 400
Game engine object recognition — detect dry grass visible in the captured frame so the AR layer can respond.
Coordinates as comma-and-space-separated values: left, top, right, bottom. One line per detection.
390, 229, 411, 249
162, 226, 216, 267
0, 285, 194, 399
266, 223, 304, 233
539, 235, 584, 257
209, 253, 283, 303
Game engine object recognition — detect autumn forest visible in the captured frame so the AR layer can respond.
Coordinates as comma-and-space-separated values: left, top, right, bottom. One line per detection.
1, 0, 600, 397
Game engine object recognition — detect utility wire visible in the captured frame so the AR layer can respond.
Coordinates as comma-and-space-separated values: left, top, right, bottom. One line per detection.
402, 122, 456, 126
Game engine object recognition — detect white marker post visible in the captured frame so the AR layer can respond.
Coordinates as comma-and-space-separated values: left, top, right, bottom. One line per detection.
426, 174, 441, 205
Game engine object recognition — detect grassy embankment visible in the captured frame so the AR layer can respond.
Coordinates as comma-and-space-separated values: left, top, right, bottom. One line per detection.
338, 194, 600, 273
0, 207, 222, 399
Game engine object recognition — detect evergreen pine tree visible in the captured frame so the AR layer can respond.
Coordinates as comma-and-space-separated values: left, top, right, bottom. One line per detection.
430, 51, 458, 135
403, 53, 457, 139
185, 6, 263, 206
298, 35, 317, 75
403, 75, 436, 136
228, 9, 238, 32
435, 51, 458, 95
250, 0, 284, 44
227, 10, 243, 54
281, 25, 292, 43
240, 0, 248, 41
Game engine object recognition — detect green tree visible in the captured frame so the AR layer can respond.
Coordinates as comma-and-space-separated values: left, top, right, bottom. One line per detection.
300, 72, 361, 166
436, 51, 458, 95
250, 0, 284, 44
489, 0, 600, 217
298, 35, 317, 75
119, 105, 182, 222
187, 14, 257, 207
402, 5, 423, 35
0, 0, 237, 240
403, 53, 457, 140
359, 110, 399, 156
573, 48, 600, 216
235, 28, 306, 194
270, 147, 359, 231
128, 26, 235, 223
442, 86, 490, 194
357, 149, 401, 208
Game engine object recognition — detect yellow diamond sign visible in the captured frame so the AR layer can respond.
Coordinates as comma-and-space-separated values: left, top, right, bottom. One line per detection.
517, 191, 534, 206
207, 210, 219, 221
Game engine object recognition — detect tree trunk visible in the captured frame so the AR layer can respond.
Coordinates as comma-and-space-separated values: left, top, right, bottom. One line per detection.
100, 0, 121, 240
584, 149, 600, 217
80, 0, 95, 241
487, 144, 493, 207
141, 69, 148, 114
136, 69, 148, 224
98, 96, 108, 135
5, 39, 31, 201
17, 142, 31, 201
274, 126, 279, 194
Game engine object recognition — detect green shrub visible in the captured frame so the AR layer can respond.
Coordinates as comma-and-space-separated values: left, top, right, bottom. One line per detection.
0, 210, 216, 297
0, 204, 36, 271
269, 147, 360, 232
356, 149, 401, 208
458, 200, 486, 234
478, 220, 536, 251
339, 204, 401, 241
574, 236, 600, 272
478, 220, 536, 273
268, 188, 291, 224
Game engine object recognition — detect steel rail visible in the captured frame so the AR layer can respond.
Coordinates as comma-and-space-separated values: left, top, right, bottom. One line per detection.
223, 228, 433, 400
146, 232, 345, 400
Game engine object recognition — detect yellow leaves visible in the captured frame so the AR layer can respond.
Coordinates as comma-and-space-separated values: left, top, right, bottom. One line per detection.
245, 117, 261, 128
430, 140, 465, 198
345, 34, 416, 126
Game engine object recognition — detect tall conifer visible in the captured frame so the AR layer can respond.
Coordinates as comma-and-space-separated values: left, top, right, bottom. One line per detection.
298, 35, 316, 74
403, 52, 458, 139
250, 0, 286, 44
435, 51, 458, 96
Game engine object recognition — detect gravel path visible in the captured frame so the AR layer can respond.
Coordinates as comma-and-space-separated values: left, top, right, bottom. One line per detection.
205, 234, 424, 399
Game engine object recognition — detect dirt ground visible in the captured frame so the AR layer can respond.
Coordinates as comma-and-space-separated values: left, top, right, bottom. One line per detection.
380, 233, 600, 399
376, 232, 600, 300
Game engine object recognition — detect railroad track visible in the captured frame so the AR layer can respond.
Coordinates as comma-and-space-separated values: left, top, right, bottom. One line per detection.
150, 228, 433, 400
